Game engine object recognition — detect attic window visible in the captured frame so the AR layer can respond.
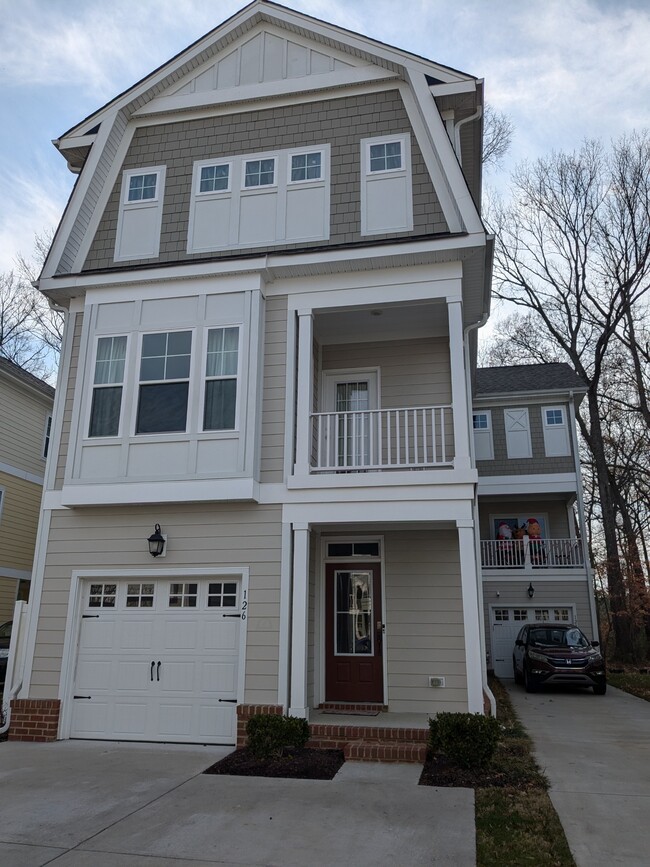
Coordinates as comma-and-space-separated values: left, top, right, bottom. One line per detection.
369, 141, 402, 172
244, 158, 275, 187
200, 163, 230, 193
127, 173, 157, 202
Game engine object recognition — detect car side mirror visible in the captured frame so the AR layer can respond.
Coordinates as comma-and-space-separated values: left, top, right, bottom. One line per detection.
515, 640, 524, 647
591, 641, 600, 647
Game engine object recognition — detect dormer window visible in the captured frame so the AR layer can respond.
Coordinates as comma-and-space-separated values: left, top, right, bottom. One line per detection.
369, 141, 402, 172
244, 158, 275, 187
199, 164, 230, 193
127, 173, 158, 201
360, 134, 412, 235
114, 165, 166, 261
290, 151, 322, 182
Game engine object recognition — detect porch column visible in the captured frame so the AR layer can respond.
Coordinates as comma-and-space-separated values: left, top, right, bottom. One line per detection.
447, 299, 472, 471
293, 311, 313, 478
457, 519, 484, 713
289, 522, 310, 719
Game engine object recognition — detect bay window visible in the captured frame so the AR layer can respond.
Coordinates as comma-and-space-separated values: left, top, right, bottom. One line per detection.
136, 331, 192, 434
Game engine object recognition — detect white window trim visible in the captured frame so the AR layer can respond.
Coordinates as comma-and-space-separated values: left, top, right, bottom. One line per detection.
241, 154, 278, 191
360, 133, 413, 236
133, 328, 194, 437
504, 407, 533, 459
322, 368, 381, 412
42, 413, 53, 460
472, 409, 494, 461
85, 333, 129, 440
200, 324, 242, 434
194, 159, 233, 196
542, 405, 571, 457
287, 148, 325, 185
114, 165, 166, 262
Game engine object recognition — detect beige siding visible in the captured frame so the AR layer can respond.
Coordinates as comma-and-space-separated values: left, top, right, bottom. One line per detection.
0, 472, 41, 571
322, 336, 451, 410
55, 313, 84, 490
0, 576, 17, 623
260, 296, 288, 483
0, 377, 51, 479
384, 529, 467, 713
307, 531, 319, 706
30, 503, 282, 701
479, 500, 571, 540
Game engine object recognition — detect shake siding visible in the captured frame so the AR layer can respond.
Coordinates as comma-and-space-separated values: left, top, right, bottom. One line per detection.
30, 503, 282, 701
0, 472, 41, 571
0, 577, 17, 622
260, 295, 287, 483
321, 336, 452, 408
479, 500, 571, 540
384, 529, 467, 713
55, 313, 84, 490
476, 401, 575, 476
0, 378, 50, 478
84, 90, 447, 271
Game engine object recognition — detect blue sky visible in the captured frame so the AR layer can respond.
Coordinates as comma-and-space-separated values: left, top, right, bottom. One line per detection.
1, 0, 649, 273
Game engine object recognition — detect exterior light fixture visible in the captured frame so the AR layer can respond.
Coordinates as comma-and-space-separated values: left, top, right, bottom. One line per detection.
527, 582, 535, 599
148, 524, 165, 557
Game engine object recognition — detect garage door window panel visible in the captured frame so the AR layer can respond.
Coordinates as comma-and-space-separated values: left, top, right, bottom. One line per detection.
126, 583, 155, 608
208, 582, 238, 607
89, 583, 117, 608
169, 582, 198, 608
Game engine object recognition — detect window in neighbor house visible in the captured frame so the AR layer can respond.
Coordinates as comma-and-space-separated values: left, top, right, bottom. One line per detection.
89, 335, 127, 437
542, 405, 570, 456
203, 327, 239, 431
360, 133, 412, 235
472, 410, 494, 460
136, 330, 192, 434
43, 414, 52, 458
504, 407, 532, 459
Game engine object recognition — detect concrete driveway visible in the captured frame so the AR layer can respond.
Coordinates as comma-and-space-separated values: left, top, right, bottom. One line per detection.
507, 682, 650, 867
0, 740, 475, 866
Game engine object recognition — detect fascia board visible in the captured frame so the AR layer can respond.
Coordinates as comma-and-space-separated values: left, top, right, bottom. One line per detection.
0, 369, 54, 404
54, 133, 97, 152
133, 65, 399, 117
429, 81, 477, 97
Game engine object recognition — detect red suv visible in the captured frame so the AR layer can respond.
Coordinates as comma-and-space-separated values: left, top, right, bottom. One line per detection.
513, 623, 606, 695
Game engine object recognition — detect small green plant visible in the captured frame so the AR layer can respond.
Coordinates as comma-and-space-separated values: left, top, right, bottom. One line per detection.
429, 712, 500, 769
246, 713, 310, 760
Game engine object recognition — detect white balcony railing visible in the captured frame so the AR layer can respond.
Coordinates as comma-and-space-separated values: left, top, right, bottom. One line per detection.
481, 537, 585, 570
310, 405, 454, 472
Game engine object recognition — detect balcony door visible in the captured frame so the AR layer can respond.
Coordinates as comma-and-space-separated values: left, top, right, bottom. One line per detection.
323, 371, 378, 468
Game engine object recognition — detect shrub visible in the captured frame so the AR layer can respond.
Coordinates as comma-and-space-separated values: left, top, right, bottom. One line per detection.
429, 712, 500, 769
246, 713, 310, 760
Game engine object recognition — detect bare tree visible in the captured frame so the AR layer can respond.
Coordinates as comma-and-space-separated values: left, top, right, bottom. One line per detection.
487, 133, 650, 658
482, 104, 514, 170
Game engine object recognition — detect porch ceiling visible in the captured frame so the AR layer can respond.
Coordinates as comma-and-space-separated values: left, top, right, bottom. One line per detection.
316, 521, 458, 533
314, 300, 448, 344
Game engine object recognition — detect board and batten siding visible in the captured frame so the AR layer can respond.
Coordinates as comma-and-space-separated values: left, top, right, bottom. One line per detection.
0, 377, 50, 479
55, 313, 84, 490
0, 472, 42, 573
384, 529, 467, 713
260, 295, 287, 483
29, 503, 282, 702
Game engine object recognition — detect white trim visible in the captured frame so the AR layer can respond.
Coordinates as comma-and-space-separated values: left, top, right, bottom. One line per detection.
114, 165, 167, 262
448, 300, 471, 470
541, 404, 571, 457
42, 413, 53, 461
478, 474, 579, 496
17, 509, 52, 698
283, 310, 297, 484
86, 332, 129, 440
278, 521, 292, 710
483, 574, 592, 584
472, 409, 494, 461
43, 305, 74, 493
289, 524, 310, 718
289, 467, 477, 490
0, 461, 45, 487
282, 499, 473, 525
457, 523, 484, 712
504, 407, 532, 460
0, 566, 31, 581
360, 132, 413, 236
58, 566, 250, 741
52, 477, 258, 508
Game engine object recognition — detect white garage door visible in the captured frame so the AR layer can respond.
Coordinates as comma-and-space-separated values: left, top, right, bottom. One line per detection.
490, 606, 574, 679
71, 578, 244, 744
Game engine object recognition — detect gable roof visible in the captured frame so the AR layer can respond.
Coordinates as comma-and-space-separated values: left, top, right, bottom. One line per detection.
0, 357, 55, 401
475, 363, 587, 397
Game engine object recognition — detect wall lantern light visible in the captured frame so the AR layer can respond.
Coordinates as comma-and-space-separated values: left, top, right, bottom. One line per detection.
527, 582, 535, 599
148, 524, 166, 557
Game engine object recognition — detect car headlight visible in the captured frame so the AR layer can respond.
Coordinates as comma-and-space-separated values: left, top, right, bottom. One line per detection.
590, 653, 603, 663
528, 650, 547, 662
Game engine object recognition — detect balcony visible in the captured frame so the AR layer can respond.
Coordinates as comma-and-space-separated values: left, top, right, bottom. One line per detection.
310, 405, 454, 472
480, 537, 586, 572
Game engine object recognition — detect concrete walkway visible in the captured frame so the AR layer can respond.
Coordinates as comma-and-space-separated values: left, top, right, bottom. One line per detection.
0, 740, 475, 866
507, 682, 650, 867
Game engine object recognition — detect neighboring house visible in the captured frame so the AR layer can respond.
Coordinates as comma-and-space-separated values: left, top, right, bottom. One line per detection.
0, 359, 54, 627
473, 364, 598, 679
10, 2, 596, 754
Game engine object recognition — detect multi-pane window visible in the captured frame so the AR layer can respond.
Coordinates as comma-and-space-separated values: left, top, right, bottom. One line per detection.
554, 608, 570, 621
89, 583, 117, 608
89, 336, 127, 437
545, 409, 564, 426
513, 609, 529, 621
369, 141, 402, 172
535, 609, 550, 621
494, 609, 510, 621
136, 331, 192, 434
291, 152, 322, 182
169, 582, 198, 607
127, 173, 157, 202
199, 164, 230, 193
204, 327, 239, 431
244, 158, 275, 187
473, 413, 489, 429
126, 583, 155, 608
327, 542, 380, 558
208, 582, 238, 607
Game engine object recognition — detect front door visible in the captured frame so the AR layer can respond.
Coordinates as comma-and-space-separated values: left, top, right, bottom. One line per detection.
325, 563, 383, 702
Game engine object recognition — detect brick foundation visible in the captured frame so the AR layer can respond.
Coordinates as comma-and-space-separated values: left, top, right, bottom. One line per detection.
236, 703, 284, 748
8, 699, 61, 742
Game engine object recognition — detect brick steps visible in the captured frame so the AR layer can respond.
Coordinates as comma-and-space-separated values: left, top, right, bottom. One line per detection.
308, 722, 428, 763
344, 741, 428, 763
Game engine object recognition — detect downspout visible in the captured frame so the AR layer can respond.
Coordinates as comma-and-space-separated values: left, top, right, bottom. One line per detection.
463, 239, 496, 715
454, 106, 483, 162
568, 392, 600, 638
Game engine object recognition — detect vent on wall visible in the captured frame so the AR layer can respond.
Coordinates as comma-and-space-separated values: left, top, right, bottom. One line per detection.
428, 676, 446, 688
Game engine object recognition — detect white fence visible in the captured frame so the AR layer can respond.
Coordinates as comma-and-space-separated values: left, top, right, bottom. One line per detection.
481, 537, 585, 570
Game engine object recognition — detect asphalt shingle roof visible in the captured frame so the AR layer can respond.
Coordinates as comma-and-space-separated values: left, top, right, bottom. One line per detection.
475, 363, 587, 396
0, 357, 55, 400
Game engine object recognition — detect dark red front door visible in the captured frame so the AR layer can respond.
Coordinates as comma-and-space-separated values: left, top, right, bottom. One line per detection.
325, 563, 383, 703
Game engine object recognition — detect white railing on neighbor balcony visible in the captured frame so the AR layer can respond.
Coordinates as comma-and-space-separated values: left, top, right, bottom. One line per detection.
480, 537, 586, 570
310, 405, 454, 472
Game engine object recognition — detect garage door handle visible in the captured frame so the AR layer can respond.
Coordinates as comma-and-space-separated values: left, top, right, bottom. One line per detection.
157, 661, 161, 681
150, 661, 155, 681
218, 699, 237, 703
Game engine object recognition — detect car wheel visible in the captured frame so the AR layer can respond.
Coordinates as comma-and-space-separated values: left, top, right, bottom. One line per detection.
524, 667, 538, 693
593, 682, 607, 695
513, 657, 522, 685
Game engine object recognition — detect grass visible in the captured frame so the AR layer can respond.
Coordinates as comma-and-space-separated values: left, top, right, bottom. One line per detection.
607, 671, 650, 701
475, 677, 576, 867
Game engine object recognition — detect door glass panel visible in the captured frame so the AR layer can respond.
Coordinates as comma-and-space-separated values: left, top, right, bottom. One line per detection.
335, 571, 372, 655
336, 381, 370, 466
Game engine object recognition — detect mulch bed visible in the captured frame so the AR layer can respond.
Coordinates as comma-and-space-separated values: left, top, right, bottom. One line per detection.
420, 754, 528, 789
204, 746, 345, 780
